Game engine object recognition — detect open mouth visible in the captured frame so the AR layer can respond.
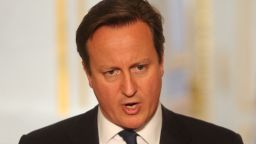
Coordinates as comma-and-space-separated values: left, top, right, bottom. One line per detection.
125, 102, 138, 109
123, 102, 140, 115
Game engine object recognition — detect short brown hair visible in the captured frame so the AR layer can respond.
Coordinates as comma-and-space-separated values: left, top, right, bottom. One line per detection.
76, 0, 165, 73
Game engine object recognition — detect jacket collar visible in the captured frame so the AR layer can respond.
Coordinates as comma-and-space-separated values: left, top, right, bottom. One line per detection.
160, 105, 192, 144
66, 105, 192, 144
68, 106, 99, 144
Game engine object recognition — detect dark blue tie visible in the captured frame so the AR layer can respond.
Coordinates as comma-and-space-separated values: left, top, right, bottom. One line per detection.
119, 130, 137, 144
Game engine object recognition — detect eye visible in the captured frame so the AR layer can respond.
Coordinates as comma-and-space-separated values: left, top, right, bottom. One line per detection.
136, 65, 145, 71
133, 64, 147, 73
106, 70, 115, 75
103, 69, 120, 77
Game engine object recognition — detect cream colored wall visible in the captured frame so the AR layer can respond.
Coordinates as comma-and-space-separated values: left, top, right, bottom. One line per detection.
0, 1, 57, 144
152, 0, 256, 143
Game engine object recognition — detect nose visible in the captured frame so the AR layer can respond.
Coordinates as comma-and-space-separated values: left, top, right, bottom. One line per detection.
121, 73, 137, 97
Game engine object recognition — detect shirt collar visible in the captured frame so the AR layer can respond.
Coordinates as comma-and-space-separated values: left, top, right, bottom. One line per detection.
136, 104, 162, 144
97, 107, 123, 144
97, 104, 162, 144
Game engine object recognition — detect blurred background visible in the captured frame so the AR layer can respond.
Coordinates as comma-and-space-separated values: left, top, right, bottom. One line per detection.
0, 0, 255, 143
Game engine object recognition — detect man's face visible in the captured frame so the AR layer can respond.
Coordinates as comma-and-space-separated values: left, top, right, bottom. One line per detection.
86, 21, 164, 129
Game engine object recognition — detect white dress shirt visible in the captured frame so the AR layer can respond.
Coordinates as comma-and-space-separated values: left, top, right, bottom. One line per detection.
97, 104, 162, 144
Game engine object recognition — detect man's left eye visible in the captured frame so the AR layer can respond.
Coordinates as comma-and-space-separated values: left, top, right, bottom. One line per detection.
136, 65, 145, 70
134, 64, 148, 73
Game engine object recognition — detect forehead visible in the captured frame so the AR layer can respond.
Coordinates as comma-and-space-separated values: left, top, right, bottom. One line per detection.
88, 21, 154, 53
87, 21, 157, 66
90, 21, 153, 43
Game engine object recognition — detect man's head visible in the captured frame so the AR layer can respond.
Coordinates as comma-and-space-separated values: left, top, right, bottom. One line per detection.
76, 0, 165, 129
76, 0, 164, 74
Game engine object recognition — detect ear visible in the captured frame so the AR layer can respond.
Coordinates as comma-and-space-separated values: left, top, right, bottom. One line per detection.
82, 61, 93, 88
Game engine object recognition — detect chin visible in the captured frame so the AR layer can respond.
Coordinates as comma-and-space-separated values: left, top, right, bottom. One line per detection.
121, 119, 146, 130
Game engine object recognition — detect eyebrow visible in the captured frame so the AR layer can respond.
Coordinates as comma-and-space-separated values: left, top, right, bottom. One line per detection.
99, 58, 151, 70
130, 58, 150, 67
100, 66, 119, 72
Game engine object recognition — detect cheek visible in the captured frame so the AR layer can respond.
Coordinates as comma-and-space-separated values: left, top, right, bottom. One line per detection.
139, 73, 162, 100
92, 80, 120, 105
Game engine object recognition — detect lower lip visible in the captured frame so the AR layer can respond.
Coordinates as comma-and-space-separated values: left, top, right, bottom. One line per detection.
122, 104, 140, 115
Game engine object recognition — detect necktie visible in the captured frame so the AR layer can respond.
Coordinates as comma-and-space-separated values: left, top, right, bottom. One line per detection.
118, 129, 137, 144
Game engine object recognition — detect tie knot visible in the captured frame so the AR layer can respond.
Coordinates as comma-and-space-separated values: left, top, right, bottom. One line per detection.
118, 130, 137, 144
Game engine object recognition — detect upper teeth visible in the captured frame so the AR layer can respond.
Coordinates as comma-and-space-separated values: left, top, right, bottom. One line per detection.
126, 104, 136, 109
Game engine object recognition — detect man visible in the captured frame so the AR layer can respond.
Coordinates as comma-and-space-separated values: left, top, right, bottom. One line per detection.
19, 0, 244, 144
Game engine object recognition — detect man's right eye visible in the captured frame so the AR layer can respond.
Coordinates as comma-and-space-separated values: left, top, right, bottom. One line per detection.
105, 70, 115, 75
103, 69, 120, 77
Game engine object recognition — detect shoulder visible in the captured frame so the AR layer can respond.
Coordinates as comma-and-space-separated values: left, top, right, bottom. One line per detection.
161, 106, 243, 144
19, 106, 99, 144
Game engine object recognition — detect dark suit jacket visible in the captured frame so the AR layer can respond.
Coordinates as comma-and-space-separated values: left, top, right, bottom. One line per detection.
19, 106, 243, 144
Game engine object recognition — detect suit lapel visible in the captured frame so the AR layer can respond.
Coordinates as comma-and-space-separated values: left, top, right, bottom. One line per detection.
68, 106, 99, 144
160, 106, 191, 144
65, 105, 192, 144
